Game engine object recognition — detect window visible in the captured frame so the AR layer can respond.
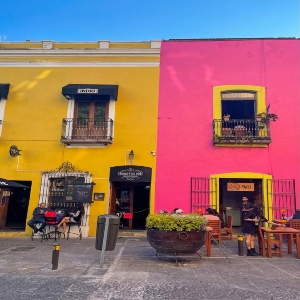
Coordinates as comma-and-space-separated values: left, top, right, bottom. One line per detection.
213, 85, 271, 146
74, 101, 108, 138
221, 92, 256, 120
61, 84, 117, 146
213, 85, 266, 120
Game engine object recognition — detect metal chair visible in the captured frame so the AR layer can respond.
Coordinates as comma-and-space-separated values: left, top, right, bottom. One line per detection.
66, 218, 82, 240
30, 223, 45, 242
44, 211, 62, 241
221, 215, 233, 240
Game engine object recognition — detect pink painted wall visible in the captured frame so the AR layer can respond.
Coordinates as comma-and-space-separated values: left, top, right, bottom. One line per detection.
155, 39, 300, 213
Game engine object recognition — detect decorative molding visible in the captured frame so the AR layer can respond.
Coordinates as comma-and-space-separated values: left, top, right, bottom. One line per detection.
0, 48, 160, 57
0, 61, 160, 67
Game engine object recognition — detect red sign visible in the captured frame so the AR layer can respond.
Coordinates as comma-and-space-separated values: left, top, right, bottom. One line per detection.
123, 213, 133, 219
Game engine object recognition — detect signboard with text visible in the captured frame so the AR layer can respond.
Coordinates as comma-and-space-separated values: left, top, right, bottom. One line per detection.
63, 183, 94, 203
227, 183, 254, 192
110, 166, 152, 182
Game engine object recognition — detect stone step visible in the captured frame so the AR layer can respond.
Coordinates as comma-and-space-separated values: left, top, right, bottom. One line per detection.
118, 230, 146, 237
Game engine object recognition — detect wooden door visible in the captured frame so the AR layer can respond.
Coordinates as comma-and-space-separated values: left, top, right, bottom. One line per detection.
74, 101, 107, 139
119, 185, 133, 229
0, 189, 10, 229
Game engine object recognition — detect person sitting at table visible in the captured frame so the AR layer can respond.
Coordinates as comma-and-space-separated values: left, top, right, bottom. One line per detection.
286, 208, 300, 222
56, 205, 85, 233
205, 208, 225, 228
242, 204, 284, 256
27, 202, 50, 233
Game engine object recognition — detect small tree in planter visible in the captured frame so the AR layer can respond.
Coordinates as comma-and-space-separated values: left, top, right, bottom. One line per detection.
146, 213, 207, 254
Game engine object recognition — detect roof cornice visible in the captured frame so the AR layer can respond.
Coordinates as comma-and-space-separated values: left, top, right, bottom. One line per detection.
0, 48, 160, 58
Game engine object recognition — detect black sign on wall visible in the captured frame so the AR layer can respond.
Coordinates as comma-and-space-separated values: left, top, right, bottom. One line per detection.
110, 166, 152, 182
63, 183, 94, 203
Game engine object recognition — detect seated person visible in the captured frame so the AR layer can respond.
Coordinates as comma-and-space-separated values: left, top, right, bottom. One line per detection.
27, 202, 50, 233
204, 208, 225, 228
56, 205, 85, 233
287, 208, 300, 222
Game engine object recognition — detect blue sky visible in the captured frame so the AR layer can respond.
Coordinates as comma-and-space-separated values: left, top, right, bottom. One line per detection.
0, 0, 299, 42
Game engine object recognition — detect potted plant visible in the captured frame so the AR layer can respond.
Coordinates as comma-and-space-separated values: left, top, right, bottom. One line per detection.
223, 114, 230, 121
257, 104, 278, 124
256, 114, 263, 122
146, 213, 207, 254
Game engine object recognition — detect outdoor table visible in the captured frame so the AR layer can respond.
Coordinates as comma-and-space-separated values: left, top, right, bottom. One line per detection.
273, 219, 290, 226
261, 227, 300, 258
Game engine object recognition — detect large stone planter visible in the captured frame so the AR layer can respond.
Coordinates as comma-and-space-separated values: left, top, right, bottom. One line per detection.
147, 228, 206, 254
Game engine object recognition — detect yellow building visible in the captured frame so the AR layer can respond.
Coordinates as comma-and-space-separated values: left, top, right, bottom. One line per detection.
0, 40, 160, 237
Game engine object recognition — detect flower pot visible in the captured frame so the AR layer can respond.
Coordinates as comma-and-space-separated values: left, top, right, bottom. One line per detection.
147, 228, 206, 254
223, 116, 230, 121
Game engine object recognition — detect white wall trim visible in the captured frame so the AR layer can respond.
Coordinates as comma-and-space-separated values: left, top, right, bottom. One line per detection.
0, 98, 7, 136
0, 61, 159, 67
0, 48, 160, 57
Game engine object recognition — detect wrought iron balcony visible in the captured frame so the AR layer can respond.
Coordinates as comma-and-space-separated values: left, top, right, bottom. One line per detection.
213, 119, 271, 145
60, 118, 114, 145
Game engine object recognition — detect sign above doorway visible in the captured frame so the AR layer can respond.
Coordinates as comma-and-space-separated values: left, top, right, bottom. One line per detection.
110, 166, 152, 182
227, 183, 254, 191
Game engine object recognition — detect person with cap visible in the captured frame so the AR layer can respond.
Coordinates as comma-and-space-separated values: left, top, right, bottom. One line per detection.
286, 208, 300, 222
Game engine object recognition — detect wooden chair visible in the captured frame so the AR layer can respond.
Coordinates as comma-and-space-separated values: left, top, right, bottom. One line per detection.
207, 220, 222, 245
257, 226, 283, 257
221, 215, 233, 239
289, 220, 300, 245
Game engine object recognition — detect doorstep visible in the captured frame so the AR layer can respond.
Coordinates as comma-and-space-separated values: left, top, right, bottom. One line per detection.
118, 230, 146, 237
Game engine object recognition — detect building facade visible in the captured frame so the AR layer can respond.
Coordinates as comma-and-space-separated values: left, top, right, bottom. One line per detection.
155, 38, 299, 223
0, 40, 160, 236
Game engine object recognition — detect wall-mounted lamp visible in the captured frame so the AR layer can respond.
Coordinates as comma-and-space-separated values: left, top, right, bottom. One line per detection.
151, 151, 156, 156
125, 150, 135, 165
9, 145, 22, 157
128, 150, 134, 160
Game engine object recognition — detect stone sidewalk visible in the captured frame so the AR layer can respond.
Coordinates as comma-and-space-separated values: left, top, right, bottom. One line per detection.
0, 236, 300, 300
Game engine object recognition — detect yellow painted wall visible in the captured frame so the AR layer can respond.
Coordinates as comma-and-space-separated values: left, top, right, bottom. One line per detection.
0, 41, 159, 237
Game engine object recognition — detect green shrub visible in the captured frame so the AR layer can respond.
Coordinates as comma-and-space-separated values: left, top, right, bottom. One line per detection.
146, 213, 207, 232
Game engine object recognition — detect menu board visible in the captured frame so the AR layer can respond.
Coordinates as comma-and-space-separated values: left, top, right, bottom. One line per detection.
64, 183, 93, 203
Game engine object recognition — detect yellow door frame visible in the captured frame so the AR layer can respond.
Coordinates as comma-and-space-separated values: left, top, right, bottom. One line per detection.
210, 172, 273, 220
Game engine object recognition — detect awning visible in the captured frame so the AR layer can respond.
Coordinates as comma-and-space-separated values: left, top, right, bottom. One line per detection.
62, 84, 118, 101
0, 84, 10, 99
0, 178, 29, 188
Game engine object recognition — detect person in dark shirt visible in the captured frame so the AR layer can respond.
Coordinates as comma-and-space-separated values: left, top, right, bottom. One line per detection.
287, 208, 300, 221
239, 196, 253, 225
242, 204, 283, 256
27, 202, 50, 233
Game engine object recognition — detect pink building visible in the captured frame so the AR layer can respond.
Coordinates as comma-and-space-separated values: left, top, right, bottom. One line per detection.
155, 38, 299, 224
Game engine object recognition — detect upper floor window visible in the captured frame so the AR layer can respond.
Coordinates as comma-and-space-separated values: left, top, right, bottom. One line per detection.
221, 91, 256, 120
213, 85, 271, 146
60, 84, 118, 146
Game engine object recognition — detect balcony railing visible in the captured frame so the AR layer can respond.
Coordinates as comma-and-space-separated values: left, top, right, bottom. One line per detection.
213, 119, 271, 145
60, 118, 114, 145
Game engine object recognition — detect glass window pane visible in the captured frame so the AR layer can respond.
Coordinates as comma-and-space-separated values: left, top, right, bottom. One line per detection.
77, 102, 90, 119
94, 102, 106, 119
